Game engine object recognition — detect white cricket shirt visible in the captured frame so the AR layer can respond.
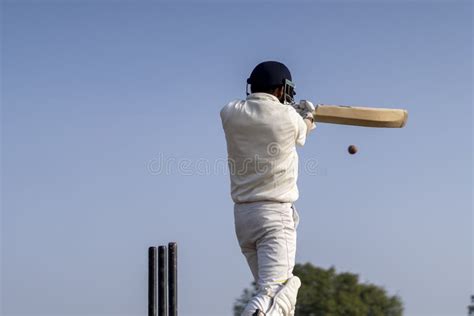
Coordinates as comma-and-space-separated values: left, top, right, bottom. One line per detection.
220, 93, 309, 203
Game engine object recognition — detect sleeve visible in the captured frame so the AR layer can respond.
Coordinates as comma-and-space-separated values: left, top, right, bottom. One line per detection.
220, 105, 228, 123
295, 116, 308, 146
289, 108, 308, 146
220, 100, 241, 126
220, 103, 232, 126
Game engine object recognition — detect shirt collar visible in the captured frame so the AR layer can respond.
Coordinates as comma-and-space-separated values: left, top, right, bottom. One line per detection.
246, 93, 281, 103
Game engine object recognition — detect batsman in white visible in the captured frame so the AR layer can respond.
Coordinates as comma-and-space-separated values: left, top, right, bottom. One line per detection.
220, 61, 316, 316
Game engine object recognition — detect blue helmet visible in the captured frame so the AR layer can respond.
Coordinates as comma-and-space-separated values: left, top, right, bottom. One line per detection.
246, 61, 296, 104
247, 61, 292, 87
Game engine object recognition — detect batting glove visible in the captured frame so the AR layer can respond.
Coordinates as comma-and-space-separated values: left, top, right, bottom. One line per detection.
299, 100, 316, 113
292, 100, 316, 120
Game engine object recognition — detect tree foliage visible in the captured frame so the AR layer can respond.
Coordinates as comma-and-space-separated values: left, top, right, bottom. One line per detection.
233, 263, 403, 316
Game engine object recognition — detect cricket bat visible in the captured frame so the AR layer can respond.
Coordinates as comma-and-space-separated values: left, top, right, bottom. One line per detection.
313, 104, 408, 128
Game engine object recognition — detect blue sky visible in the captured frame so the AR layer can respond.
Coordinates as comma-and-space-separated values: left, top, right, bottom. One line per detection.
1, 1, 472, 316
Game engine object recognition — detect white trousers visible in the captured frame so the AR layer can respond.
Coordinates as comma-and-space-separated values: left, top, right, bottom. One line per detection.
234, 202, 299, 314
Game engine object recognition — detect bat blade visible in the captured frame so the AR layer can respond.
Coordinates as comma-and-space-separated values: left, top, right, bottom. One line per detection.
313, 104, 408, 128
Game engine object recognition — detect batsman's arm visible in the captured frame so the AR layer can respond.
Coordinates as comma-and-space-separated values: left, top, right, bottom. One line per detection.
303, 117, 314, 135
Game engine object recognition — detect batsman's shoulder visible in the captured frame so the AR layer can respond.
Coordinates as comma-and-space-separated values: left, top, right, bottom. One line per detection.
220, 99, 244, 122
286, 104, 303, 121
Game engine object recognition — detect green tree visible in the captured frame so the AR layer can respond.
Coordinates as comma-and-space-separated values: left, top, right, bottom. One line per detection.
233, 282, 257, 316
233, 263, 403, 316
